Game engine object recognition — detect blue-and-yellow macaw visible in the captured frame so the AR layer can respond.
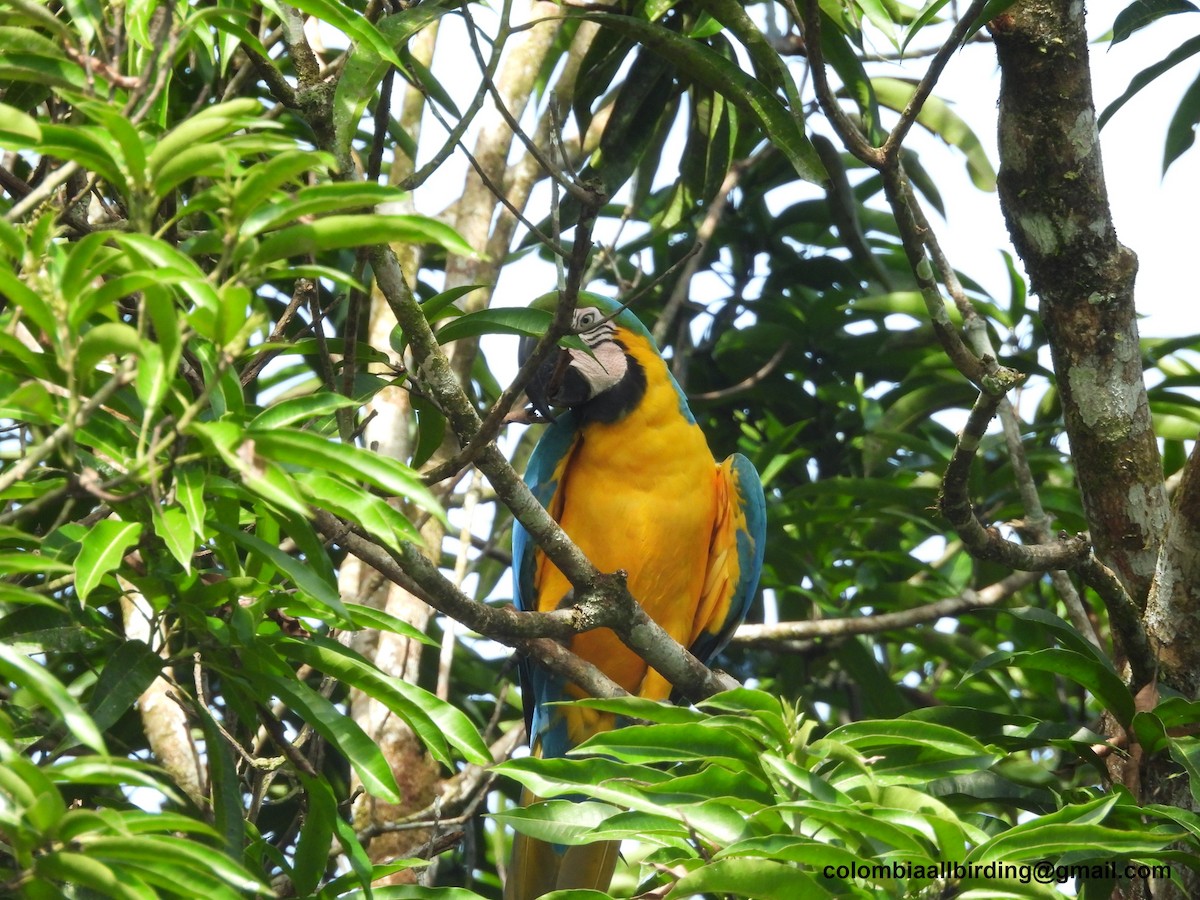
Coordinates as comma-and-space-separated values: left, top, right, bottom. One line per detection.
506, 291, 766, 899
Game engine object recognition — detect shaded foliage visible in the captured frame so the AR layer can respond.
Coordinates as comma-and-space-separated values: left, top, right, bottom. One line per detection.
2, 1, 1200, 898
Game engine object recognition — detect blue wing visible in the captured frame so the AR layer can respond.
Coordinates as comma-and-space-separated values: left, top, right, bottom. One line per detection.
511, 412, 580, 751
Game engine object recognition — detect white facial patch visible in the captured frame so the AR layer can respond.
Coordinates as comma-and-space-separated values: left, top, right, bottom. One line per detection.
570, 306, 627, 396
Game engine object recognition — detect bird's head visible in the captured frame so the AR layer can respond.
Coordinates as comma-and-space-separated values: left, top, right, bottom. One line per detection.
518, 291, 652, 425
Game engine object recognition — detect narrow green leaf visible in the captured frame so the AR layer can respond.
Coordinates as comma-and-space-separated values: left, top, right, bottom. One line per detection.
232, 148, 332, 219
278, 635, 490, 765
343, 601, 439, 647
1164, 67, 1200, 170
35, 852, 152, 900
249, 214, 475, 265
79, 835, 269, 896
153, 506, 195, 572
436, 307, 555, 344
86, 640, 162, 732
0, 268, 57, 338
1112, 0, 1198, 44
245, 664, 402, 803
333, 4, 453, 161
1098, 34, 1200, 129
146, 97, 261, 177
247, 427, 446, 525
577, 722, 760, 765
74, 520, 142, 602
76, 322, 141, 377
194, 704, 245, 858
872, 77, 996, 190
967, 647, 1136, 727
293, 772, 337, 895
211, 522, 351, 624
38, 123, 127, 190
248, 393, 362, 431
902, 0, 952, 52
287, 0, 404, 69
294, 471, 421, 549
0, 644, 106, 753
0, 100, 41, 144
570, 10, 825, 183
240, 182, 409, 237
175, 466, 207, 539
668, 858, 831, 899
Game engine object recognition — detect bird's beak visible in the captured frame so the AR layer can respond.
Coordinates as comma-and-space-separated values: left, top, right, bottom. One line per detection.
519, 334, 590, 419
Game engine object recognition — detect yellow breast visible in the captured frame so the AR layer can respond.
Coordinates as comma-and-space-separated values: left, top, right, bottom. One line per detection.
534, 331, 719, 741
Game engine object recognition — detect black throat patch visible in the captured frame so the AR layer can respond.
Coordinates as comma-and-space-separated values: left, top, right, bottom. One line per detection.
577, 340, 647, 425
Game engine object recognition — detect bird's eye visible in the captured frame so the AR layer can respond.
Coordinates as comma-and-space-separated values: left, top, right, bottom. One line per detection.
578, 311, 596, 328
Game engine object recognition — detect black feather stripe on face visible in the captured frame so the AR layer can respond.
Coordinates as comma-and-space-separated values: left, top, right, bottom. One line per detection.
575, 340, 646, 425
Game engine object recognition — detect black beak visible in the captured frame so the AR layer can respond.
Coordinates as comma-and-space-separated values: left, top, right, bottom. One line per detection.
519, 335, 590, 420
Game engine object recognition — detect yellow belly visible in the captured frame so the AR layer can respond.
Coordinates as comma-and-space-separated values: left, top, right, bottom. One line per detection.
533, 378, 718, 743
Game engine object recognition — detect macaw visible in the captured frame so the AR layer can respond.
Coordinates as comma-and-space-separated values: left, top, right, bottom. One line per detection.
506, 291, 767, 900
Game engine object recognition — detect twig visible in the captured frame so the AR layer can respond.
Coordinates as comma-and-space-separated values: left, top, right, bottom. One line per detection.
1079, 554, 1153, 691
0, 360, 137, 495
689, 343, 790, 403
653, 159, 749, 346
938, 389, 1091, 571
879, 0, 990, 162
420, 198, 600, 485
795, 0, 880, 166
735, 570, 1039, 646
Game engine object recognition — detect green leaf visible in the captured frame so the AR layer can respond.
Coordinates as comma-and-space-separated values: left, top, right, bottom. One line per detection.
872, 77, 996, 190
35, 852, 152, 900
146, 97, 261, 181
902, 0, 951, 52
294, 471, 421, 549
668, 858, 832, 899
435, 307, 555, 344
86, 640, 162, 732
249, 214, 475, 266
0, 644, 106, 753
211, 522, 352, 625
343, 601, 440, 648
247, 427, 446, 525
231, 148, 333, 220
1112, 0, 1198, 44
240, 182, 410, 237
78, 835, 269, 896
333, 4, 454, 161
577, 722, 761, 765
1164, 67, 1200, 170
293, 772, 337, 896
248, 393, 363, 431
570, 10, 825, 183
175, 466, 207, 539
153, 506, 195, 572
0, 268, 57, 338
241, 658, 402, 803
967, 647, 1136, 727
0, 100, 41, 144
277, 635, 491, 766
74, 520, 142, 603
287, 0, 404, 69
76, 322, 142, 377
193, 704, 245, 858
1098, 34, 1200, 130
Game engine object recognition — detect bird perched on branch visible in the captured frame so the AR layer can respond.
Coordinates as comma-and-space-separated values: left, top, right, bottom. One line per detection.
506, 291, 766, 899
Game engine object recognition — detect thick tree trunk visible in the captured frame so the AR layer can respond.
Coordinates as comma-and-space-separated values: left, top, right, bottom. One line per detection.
992, 4, 1196, 897
991, 0, 1167, 608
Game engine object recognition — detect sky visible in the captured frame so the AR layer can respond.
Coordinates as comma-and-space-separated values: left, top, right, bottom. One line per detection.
893, 0, 1200, 342
410, 1, 1200, 359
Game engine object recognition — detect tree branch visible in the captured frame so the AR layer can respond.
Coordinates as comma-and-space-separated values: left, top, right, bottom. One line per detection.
735, 570, 1040, 646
